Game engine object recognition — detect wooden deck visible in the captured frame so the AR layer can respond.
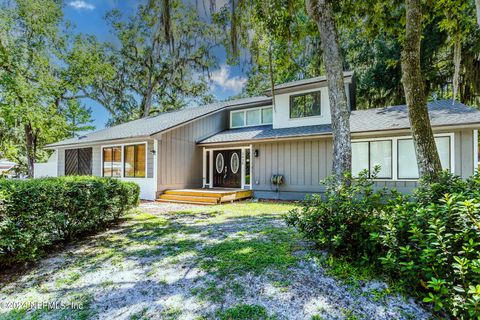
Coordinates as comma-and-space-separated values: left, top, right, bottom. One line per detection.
156, 188, 253, 205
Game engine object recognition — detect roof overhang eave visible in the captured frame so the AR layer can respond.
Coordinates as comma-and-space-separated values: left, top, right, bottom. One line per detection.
197, 122, 480, 146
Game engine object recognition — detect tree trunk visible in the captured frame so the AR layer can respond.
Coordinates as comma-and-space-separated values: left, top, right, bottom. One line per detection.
142, 78, 155, 117
452, 34, 461, 102
476, 0, 480, 27
305, 0, 351, 184
24, 123, 36, 178
401, 0, 442, 179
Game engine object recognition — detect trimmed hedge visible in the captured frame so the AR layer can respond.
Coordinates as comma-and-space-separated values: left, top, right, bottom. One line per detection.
0, 176, 139, 265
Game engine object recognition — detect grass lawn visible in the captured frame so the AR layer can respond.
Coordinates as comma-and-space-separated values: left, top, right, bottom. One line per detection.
0, 201, 429, 320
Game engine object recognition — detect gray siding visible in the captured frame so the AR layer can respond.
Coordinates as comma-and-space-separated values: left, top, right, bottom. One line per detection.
252, 139, 331, 196
157, 110, 227, 192
251, 128, 477, 200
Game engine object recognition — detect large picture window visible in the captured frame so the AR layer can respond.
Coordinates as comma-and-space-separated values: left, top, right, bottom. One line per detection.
352, 140, 392, 179
398, 137, 451, 179
103, 146, 122, 177
289, 91, 321, 118
230, 107, 273, 128
124, 144, 146, 178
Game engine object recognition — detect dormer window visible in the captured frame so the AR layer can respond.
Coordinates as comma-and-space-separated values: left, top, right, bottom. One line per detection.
289, 91, 321, 118
231, 106, 273, 128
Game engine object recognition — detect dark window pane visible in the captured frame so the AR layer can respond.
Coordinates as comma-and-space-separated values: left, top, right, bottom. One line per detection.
290, 91, 321, 118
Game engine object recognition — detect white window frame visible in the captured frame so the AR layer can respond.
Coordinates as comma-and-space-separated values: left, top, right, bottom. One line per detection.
101, 141, 148, 179
352, 133, 454, 181
202, 145, 253, 189
230, 106, 273, 129
352, 139, 393, 179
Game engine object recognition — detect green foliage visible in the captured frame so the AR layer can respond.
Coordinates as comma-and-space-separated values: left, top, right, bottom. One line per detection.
0, 0, 107, 175
217, 304, 275, 320
286, 171, 480, 318
61, 99, 95, 137
377, 172, 480, 318
0, 176, 139, 265
284, 168, 387, 258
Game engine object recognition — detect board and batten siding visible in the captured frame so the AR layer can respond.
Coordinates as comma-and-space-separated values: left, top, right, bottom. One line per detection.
252, 128, 477, 200
252, 138, 332, 200
156, 110, 228, 193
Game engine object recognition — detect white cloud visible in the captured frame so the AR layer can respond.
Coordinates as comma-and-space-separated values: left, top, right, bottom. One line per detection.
68, 1, 95, 10
211, 65, 247, 95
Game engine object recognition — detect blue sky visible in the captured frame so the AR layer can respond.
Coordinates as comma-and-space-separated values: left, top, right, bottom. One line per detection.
63, 0, 247, 130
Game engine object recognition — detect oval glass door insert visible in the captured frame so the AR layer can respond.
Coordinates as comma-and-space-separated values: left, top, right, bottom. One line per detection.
215, 153, 224, 173
231, 152, 240, 174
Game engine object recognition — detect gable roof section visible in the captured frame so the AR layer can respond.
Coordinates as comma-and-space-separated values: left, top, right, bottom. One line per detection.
265, 71, 354, 96
198, 100, 480, 144
47, 96, 271, 148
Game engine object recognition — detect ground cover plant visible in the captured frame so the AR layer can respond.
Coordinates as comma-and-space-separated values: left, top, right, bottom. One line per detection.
0, 176, 139, 265
285, 171, 480, 318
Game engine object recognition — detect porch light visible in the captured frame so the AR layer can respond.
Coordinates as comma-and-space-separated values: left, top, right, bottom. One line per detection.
150, 149, 156, 155
254, 149, 259, 157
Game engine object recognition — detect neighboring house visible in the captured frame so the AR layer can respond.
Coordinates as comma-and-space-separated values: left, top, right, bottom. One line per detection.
39, 72, 480, 200
0, 160, 17, 178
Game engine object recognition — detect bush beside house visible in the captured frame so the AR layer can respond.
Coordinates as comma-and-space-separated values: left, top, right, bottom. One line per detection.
0, 177, 139, 266
285, 171, 480, 318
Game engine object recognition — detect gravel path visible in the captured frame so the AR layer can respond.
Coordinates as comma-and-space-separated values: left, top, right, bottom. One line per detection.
0, 202, 430, 320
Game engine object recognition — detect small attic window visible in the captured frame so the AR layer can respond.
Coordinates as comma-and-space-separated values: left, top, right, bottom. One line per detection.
289, 91, 321, 118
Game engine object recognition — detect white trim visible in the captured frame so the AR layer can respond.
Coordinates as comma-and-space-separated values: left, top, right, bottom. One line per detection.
209, 149, 213, 188
203, 145, 252, 189
202, 147, 207, 188
101, 141, 149, 179
230, 106, 273, 129
352, 133, 455, 181
153, 139, 158, 187
474, 129, 479, 173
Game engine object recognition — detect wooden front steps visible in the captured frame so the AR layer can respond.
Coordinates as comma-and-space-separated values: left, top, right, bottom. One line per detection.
156, 188, 253, 205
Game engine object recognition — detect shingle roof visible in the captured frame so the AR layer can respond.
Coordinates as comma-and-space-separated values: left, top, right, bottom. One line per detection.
268, 71, 354, 93
47, 96, 271, 148
198, 100, 480, 144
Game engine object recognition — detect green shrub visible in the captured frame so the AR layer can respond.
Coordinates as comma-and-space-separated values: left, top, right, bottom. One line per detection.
286, 170, 480, 318
377, 171, 480, 318
284, 168, 388, 259
0, 176, 139, 265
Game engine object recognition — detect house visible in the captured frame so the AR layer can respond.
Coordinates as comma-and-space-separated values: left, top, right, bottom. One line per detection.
0, 159, 17, 178
39, 72, 480, 201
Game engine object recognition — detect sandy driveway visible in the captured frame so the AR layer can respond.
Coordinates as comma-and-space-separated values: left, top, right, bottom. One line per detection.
0, 201, 430, 319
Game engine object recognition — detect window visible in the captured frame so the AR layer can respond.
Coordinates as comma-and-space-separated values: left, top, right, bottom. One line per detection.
232, 111, 245, 128
103, 146, 122, 177
124, 144, 146, 178
352, 140, 392, 178
230, 107, 273, 128
245, 149, 251, 186
289, 91, 321, 118
246, 109, 261, 126
262, 108, 273, 124
398, 137, 451, 179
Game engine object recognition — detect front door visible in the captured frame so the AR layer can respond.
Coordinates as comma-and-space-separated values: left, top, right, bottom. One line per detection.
213, 149, 241, 188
